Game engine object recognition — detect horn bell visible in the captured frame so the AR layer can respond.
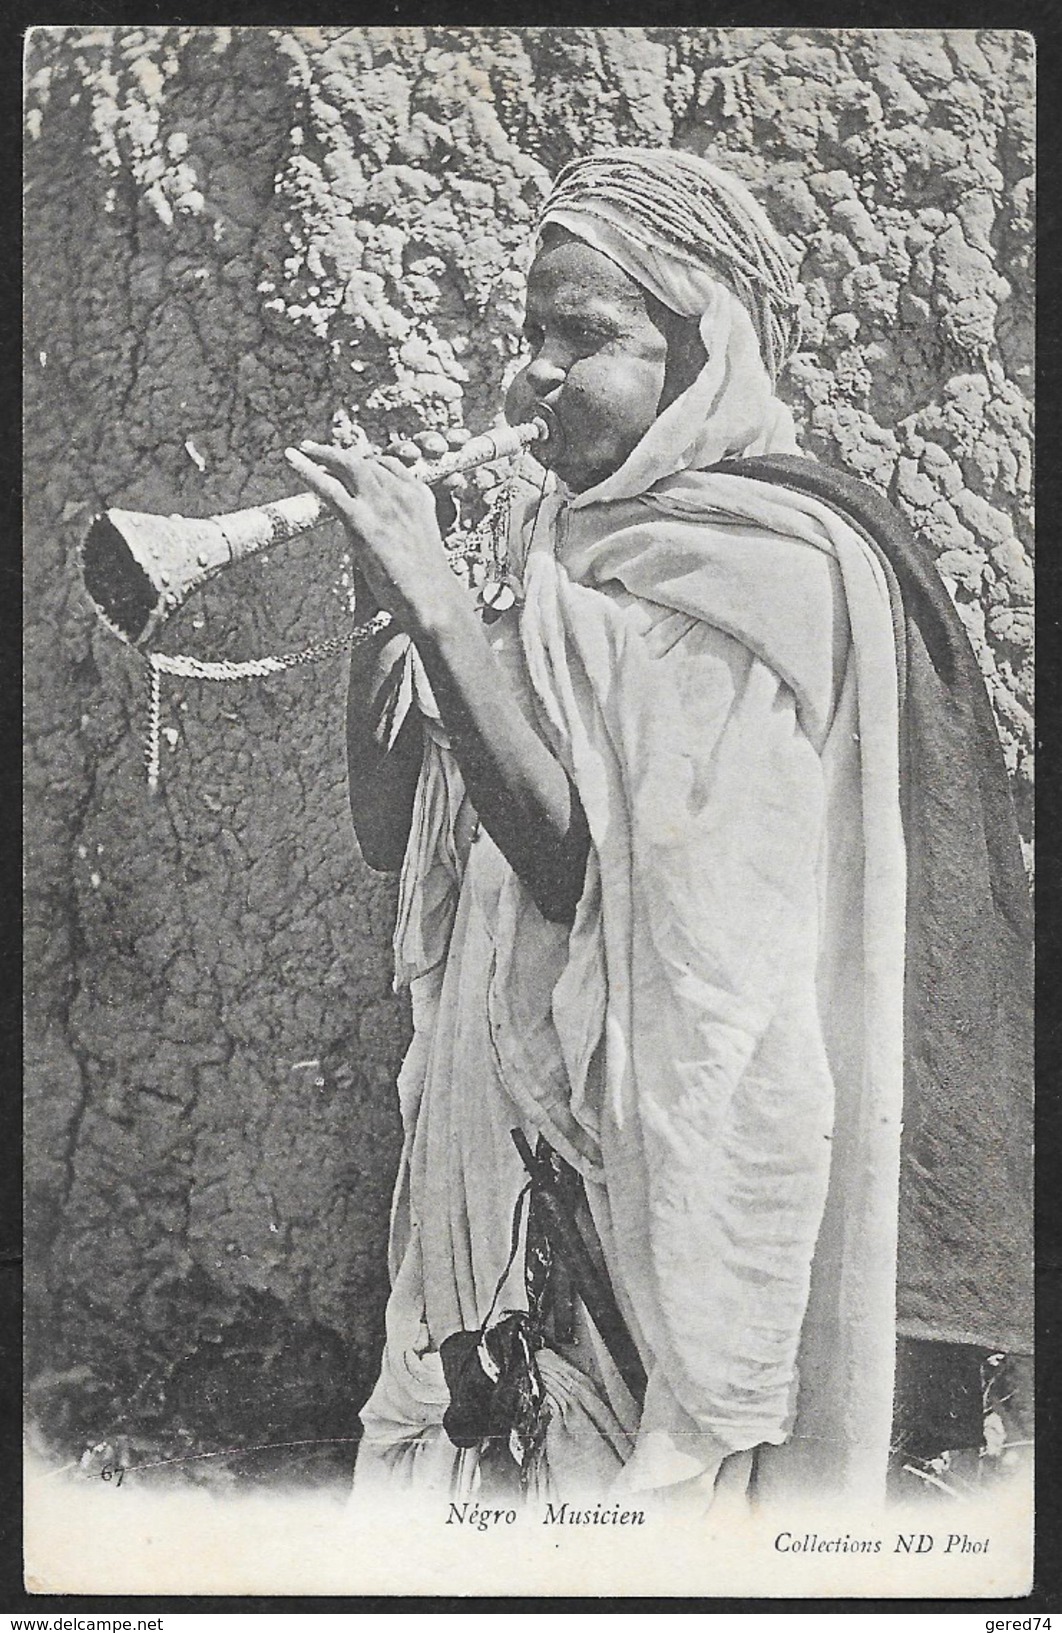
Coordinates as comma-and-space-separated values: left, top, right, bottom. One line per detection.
80, 509, 220, 648
79, 492, 325, 648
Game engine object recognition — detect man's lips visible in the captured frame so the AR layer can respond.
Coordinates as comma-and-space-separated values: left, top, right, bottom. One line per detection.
532, 401, 565, 466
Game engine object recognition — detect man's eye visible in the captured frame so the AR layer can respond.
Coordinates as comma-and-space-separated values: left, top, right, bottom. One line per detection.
567, 319, 607, 348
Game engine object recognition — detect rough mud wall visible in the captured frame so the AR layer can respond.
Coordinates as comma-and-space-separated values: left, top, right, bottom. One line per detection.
24, 27, 1033, 1475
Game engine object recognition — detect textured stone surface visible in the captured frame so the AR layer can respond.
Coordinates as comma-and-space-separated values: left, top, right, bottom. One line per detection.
24, 26, 1034, 1475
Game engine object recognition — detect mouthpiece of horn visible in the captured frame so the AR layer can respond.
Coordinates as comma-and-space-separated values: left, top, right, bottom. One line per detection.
79, 417, 548, 647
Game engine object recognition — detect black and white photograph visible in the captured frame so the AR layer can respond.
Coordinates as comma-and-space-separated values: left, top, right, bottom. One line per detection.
22, 25, 1034, 1598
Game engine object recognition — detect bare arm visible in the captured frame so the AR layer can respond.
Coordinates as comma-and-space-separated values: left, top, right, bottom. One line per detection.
344, 573, 422, 873
412, 582, 590, 923
287, 442, 589, 921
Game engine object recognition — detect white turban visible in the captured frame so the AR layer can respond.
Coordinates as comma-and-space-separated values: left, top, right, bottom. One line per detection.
535, 148, 804, 505
537, 148, 803, 382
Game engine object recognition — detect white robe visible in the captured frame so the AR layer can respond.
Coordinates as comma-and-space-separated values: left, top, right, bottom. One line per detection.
354, 287, 906, 1508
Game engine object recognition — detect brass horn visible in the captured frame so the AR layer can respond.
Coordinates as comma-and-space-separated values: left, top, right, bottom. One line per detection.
79, 417, 551, 647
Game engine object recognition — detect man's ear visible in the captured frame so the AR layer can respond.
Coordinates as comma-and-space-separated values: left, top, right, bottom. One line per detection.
656, 303, 706, 413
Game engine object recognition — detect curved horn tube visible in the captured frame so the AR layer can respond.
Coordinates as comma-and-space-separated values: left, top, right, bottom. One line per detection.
79, 418, 549, 647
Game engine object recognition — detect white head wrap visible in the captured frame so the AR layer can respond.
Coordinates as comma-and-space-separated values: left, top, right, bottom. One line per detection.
538, 148, 803, 378
536, 148, 804, 506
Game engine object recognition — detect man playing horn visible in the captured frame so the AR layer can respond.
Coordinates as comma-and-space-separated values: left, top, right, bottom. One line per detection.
286, 149, 1030, 1511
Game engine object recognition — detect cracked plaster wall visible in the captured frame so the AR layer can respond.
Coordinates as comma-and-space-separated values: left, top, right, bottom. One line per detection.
24, 26, 1034, 1473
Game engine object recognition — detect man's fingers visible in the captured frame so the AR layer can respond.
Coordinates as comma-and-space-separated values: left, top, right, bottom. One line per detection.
286, 445, 433, 536
375, 454, 421, 481
296, 439, 423, 496
284, 447, 372, 530
295, 438, 376, 486
374, 459, 442, 527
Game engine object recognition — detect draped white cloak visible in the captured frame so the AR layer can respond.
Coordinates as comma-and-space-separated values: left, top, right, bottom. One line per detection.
353, 289, 906, 1509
